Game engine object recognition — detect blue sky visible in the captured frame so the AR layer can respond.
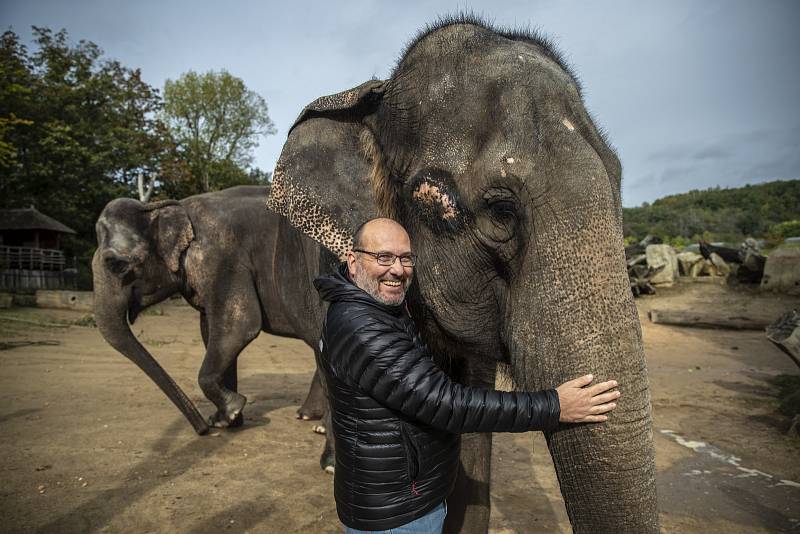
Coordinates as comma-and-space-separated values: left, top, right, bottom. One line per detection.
3, 0, 799, 207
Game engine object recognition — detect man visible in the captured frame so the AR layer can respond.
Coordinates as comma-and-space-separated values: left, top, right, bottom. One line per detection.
313, 218, 620, 534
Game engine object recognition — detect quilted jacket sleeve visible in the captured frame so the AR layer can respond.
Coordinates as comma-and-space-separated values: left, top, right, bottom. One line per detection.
327, 304, 560, 434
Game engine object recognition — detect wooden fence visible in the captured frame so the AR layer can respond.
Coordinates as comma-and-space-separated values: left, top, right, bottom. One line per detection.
0, 246, 76, 290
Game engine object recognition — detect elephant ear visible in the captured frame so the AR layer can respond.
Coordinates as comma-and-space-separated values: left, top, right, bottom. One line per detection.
267, 79, 389, 258
146, 201, 194, 273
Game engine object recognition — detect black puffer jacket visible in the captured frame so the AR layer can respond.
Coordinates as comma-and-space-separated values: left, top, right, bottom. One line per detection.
314, 265, 560, 531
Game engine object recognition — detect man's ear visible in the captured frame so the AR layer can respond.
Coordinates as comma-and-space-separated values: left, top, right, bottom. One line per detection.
347, 251, 358, 278
267, 80, 397, 258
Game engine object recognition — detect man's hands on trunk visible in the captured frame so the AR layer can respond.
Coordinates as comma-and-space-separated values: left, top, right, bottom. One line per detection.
556, 374, 620, 423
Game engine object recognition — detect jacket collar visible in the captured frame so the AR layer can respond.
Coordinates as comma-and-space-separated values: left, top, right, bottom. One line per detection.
314, 262, 406, 316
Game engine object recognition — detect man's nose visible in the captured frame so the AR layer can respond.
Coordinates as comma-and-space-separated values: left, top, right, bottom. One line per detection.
388, 257, 405, 276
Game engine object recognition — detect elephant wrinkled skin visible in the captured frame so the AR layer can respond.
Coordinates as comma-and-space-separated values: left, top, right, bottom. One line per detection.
266, 16, 658, 534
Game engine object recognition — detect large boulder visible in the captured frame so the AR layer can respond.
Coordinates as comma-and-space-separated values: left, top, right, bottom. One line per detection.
676, 251, 704, 276
646, 244, 679, 285
709, 252, 731, 276
761, 246, 800, 295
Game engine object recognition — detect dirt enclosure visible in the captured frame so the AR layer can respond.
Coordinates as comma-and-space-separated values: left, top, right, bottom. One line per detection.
1, 280, 799, 533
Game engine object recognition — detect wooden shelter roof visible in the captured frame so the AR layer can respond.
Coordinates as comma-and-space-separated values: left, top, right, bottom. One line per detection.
0, 206, 77, 234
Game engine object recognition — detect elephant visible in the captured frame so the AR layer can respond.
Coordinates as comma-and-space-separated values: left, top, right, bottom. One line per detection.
265, 15, 658, 534
92, 185, 334, 440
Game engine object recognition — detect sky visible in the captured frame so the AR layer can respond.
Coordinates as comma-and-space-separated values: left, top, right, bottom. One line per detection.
3, 0, 799, 207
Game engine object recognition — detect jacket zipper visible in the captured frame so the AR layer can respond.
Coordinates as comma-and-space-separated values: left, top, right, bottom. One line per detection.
399, 423, 421, 487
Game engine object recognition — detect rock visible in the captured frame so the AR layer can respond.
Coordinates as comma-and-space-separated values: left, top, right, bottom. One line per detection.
709, 253, 731, 276
645, 244, 679, 285
761, 245, 800, 295
627, 253, 647, 267
689, 259, 707, 278
677, 251, 703, 276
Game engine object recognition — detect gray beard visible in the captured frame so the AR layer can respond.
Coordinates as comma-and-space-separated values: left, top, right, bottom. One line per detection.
352, 264, 409, 306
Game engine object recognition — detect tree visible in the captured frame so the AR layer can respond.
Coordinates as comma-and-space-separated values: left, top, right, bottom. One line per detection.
161, 70, 275, 193
0, 27, 168, 288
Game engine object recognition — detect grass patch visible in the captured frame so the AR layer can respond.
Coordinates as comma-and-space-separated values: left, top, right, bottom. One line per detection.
73, 314, 97, 328
141, 337, 175, 347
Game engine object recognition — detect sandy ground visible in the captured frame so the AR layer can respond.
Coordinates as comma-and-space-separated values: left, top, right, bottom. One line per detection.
1, 279, 798, 533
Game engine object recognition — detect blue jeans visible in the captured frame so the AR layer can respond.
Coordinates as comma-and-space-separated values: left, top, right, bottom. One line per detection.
344, 501, 447, 534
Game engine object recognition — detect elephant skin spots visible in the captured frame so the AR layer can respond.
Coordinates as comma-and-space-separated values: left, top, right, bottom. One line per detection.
266, 167, 353, 258
412, 181, 458, 220
561, 118, 575, 131
430, 74, 455, 105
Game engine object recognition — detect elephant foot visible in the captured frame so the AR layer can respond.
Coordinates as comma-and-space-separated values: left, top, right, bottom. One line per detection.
208, 394, 246, 428
312, 423, 326, 434
320, 445, 335, 474
296, 401, 325, 420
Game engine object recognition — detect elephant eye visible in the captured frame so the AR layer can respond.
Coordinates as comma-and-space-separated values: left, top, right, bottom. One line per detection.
484, 187, 519, 222
489, 199, 517, 219
106, 257, 131, 275
477, 188, 521, 249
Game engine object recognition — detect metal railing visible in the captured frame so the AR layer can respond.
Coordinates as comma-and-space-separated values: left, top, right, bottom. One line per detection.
0, 246, 66, 271
0, 246, 78, 290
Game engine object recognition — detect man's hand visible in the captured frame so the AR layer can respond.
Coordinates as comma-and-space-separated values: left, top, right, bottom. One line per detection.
556, 374, 620, 423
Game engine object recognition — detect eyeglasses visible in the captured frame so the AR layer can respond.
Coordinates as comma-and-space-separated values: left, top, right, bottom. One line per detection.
352, 249, 417, 267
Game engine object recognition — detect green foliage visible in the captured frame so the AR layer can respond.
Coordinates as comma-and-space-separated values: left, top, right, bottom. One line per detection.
666, 235, 691, 250
73, 314, 97, 327
770, 220, 800, 239
623, 180, 800, 243
0, 29, 276, 290
161, 70, 276, 194
0, 27, 168, 287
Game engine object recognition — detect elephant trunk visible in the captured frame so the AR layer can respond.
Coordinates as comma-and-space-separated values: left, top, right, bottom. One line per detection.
509, 201, 658, 532
92, 250, 209, 435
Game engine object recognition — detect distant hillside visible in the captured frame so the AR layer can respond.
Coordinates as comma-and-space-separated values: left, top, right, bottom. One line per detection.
622, 179, 800, 243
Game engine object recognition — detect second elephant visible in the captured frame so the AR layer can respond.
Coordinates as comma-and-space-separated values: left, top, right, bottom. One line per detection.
93, 185, 333, 441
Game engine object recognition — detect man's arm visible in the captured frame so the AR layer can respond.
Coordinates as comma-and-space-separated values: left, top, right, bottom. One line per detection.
331, 312, 616, 434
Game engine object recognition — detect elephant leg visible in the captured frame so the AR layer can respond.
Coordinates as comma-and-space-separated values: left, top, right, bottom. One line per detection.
444, 360, 496, 534
199, 299, 260, 428
319, 409, 335, 473
297, 368, 326, 420
200, 311, 209, 347
443, 433, 492, 534
200, 310, 244, 427
202, 311, 244, 427
223, 358, 243, 428
309, 346, 335, 473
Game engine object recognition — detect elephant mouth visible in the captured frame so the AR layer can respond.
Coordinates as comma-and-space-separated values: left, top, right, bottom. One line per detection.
127, 286, 144, 325
128, 301, 142, 324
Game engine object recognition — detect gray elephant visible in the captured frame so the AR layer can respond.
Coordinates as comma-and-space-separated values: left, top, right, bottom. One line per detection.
92, 185, 333, 435
266, 17, 658, 534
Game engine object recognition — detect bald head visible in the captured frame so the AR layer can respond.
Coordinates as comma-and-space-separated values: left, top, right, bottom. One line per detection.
353, 218, 411, 251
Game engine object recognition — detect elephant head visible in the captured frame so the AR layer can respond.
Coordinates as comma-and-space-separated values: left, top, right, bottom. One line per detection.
268, 19, 657, 532
92, 198, 209, 434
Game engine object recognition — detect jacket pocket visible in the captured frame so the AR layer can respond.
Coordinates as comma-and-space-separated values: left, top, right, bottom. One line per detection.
399, 423, 420, 481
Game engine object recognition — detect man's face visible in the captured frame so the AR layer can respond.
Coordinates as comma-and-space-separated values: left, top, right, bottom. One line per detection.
348, 220, 414, 306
